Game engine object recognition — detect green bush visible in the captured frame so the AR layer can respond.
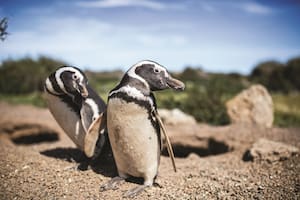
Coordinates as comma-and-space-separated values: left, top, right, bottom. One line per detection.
1, 56, 300, 127
285, 57, 300, 90
0, 56, 66, 94
85, 70, 121, 101
156, 69, 248, 125
250, 58, 300, 93
0, 92, 46, 107
272, 93, 300, 127
274, 111, 300, 127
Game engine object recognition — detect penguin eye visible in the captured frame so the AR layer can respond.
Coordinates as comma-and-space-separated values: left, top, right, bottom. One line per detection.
153, 68, 160, 74
72, 74, 79, 80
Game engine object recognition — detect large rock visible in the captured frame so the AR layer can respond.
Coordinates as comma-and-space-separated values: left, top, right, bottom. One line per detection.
247, 138, 299, 162
226, 84, 273, 127
158, 108, 197, 125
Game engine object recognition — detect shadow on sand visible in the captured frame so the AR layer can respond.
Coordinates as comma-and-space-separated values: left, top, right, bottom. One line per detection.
162, 138, 232, 158
40, 143, 117, 178
12, 131, 58, 144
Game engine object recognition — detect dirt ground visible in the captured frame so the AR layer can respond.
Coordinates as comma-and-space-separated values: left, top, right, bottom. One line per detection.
0, 101, 299, 199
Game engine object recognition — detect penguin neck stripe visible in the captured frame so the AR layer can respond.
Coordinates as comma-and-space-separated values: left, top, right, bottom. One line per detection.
85, 98, 100, 118
109, 91, 154, 113
45, 86, 61, 96
55, 70, 68, 94
45, 77, 61, 95
48, 73, 65, 94
109, 85, 154, 108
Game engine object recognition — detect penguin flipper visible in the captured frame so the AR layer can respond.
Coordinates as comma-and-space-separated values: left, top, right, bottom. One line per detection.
84, 114, 103, 158
80, 102, 94, 133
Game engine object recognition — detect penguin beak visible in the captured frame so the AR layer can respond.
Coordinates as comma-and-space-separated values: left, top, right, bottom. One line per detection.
166, 76, 185, 91
77, 82, 89, 98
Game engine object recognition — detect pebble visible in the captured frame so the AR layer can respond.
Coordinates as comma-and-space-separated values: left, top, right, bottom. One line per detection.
258, 185, 264, 190
22, 165, 30, 170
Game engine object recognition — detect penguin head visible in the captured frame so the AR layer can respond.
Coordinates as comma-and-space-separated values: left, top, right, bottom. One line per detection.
127, 60, 185, 92
46, 66, 89, 98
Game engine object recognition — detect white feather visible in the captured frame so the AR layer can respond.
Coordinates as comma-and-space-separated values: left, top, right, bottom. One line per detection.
130, 60, 169, 77
45, 77, 61, 95
107, 98, 159, 181
109, 85, 154, 108
45, 92, 86, 149
85, 98, 100, 119
75, 121, 80, 139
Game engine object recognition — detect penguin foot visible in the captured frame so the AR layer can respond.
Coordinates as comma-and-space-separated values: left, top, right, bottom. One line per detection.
63, 162, 90, 171
100, 176, 125, 191
63, 164, 79, 171
77, 161, 90, 170
123, 185, 148, 198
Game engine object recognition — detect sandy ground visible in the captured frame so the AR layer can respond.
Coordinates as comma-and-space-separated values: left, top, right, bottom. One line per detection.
0, 101, 299, 199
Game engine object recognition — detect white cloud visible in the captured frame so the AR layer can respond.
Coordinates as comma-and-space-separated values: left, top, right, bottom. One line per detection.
76, 0, 166, 10
0, 16, 191, 70
1, 14, 299, 73
197, 1, 274, 15
241, 2, 273, 15
0, 1, 297, 74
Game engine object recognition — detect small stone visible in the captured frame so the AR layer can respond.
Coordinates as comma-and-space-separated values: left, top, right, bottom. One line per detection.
158, 108, 197, 125
258, 185, 264, 190
22, 165, 30, 170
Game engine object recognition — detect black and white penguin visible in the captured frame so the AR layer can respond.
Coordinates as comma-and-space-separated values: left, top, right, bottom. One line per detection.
101, 60, 185, 197
44, 66, 107, 158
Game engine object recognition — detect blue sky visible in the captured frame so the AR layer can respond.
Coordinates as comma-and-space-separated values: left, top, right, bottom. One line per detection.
0, 0, 300, 74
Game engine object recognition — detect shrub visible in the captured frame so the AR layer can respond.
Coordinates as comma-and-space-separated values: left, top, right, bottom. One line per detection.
0, 56, 66, 94
156, 68, 248, 125
250, 58, 300, 93
285, 57, 300, 90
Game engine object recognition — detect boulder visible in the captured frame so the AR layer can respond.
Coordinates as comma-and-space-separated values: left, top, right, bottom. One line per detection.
247, 138, 298, 162
226, 84, 273, 127
158, 108, 197, 125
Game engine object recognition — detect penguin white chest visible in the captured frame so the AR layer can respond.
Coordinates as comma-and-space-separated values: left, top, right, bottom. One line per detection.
45, 93, 86, 149
107, 98, 159, 179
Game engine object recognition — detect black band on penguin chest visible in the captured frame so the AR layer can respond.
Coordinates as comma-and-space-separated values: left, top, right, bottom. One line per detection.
109, 92, 160, 133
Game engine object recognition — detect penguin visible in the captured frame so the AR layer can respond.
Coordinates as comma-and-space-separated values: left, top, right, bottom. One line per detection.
44, 66, 107, 158
100, 60, 185, 197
